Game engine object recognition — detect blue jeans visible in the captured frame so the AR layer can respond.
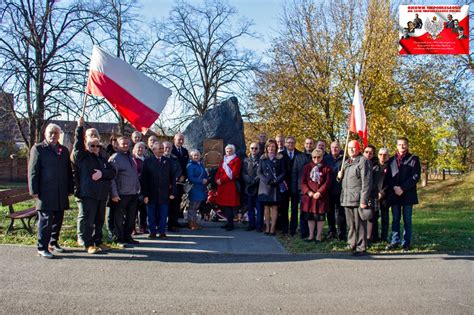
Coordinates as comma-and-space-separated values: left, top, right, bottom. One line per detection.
147, 203, 169, 234
390, 204, 413, 247
246, 194, 263, 229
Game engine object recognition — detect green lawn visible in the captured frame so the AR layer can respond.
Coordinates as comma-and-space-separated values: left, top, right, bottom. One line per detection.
279, 172, 474, 254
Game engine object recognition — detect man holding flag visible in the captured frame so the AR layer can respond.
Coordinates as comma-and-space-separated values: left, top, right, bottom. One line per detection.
337, 82, 372, 256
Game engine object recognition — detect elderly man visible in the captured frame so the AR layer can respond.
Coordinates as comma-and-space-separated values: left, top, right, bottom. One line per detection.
242, 142, 261, 231
337, 140, 372, 256
72, 117, 116, 254
257, 133, 267, 157
275, 134, 286, 153
141, 142, 177, 238
73, 125, 101, 246
291, 138, 315, 238
145, 135, 158, 158
324, 141, 346, 241
28, 123, 74, 258
170, 133, 189, 229
109, 136, 141, 247
386, 137, 421, 252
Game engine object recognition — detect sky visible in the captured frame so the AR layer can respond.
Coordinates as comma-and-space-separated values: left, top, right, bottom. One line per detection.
140, 0, 284, 55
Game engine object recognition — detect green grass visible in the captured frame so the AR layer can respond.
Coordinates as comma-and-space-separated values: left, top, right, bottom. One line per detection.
279, 172, 474, 254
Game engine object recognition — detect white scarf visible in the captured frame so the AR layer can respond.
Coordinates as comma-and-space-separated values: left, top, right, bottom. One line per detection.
223, 154, 236, 180
310, 164, 321, 184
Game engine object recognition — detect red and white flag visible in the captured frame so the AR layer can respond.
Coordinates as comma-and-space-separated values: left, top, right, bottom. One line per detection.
348, 82, 368, 148
85, 46, 171, 133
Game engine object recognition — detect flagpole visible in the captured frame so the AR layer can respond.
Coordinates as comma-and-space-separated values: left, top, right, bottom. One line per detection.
341, 129, 351, 173
81, 93, 88, 118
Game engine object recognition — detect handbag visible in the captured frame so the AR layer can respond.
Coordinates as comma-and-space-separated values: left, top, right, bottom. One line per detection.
358, 207, 373, 220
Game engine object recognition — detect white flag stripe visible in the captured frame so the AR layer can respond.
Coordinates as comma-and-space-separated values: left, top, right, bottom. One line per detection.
353, 83, 366, 131
89, 46, 171, 113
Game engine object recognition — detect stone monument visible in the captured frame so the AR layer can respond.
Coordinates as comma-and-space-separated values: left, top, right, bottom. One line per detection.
183, 97, 246, 157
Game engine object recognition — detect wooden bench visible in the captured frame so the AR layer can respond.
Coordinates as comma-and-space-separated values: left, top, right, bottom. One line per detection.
0, 187, 37, 234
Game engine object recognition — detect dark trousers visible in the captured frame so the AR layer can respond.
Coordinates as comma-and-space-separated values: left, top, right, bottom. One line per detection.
345, 207, 367, 252
76, 198, 85, 243
246, 194, 263, 229
147, 203, 169, 234
137, 201, 147, 230
278, 191, 299, 234
224, 207, 234, 228
328, 195, 347, 240
81, 197, 106, 247
169, 185, 184, 227
107, 200, 115, 234
380, 202, 390, 242
299, 194, 309, 238
37, 210, 64, 251
369, 209, 380, 241
113, 194, 138, 243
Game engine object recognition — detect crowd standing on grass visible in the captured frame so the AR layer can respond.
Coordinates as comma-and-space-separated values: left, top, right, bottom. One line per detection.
28, 119, 421, 259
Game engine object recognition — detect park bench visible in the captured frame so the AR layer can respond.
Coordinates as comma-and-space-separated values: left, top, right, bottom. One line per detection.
0, 187, 37, 234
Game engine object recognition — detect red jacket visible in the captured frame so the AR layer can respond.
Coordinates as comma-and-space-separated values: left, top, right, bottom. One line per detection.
215, 156, 241, 207
301, 162, 331, 215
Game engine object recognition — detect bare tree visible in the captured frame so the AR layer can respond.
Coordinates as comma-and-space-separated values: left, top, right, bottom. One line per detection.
0, 0, 98, 148
160, 0, 259, 128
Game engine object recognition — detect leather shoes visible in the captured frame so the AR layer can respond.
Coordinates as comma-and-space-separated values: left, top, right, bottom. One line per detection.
246, 226, 256, 231
148, 233, 157, 239
385, 243, 399, 251
127, 238, 140, 245
351, 251, 367, 256
159, 233, 167, 239
225, 226, 234, 231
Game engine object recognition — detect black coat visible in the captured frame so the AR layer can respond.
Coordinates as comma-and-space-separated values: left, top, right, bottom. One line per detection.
172, 145, 189, 178
281, 149, 301, 193
291, 151, 311, 192
141, 155, 177, 205
72, 126, 116, 201
28, 140, 74, 211
242, 155, 260, 196
324, 153, 344, 197
386, 153, 421, 206
257, 154, 286, 203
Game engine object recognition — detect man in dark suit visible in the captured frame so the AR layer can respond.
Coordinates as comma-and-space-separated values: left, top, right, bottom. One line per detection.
28, 123, 74, 258
278, 136, 301, 235
413, 14, 423, 29
170, 133, 189, 229
385, 137, 421, 252
445, 14, 454, 28
141, 142, 177, 238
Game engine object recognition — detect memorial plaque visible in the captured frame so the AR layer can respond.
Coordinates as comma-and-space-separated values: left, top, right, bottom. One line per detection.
203, 139, 223, 168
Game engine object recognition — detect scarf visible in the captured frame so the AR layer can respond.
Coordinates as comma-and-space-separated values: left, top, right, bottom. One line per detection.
223, 154, 236, 180
310, 163, 321, 184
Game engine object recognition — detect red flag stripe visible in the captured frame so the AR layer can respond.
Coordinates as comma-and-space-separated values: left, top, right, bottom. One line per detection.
86, 69, 160, 132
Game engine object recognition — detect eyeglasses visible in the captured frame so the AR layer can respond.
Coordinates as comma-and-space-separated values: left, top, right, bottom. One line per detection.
378, 153, 387, 156
250, 147, 258, 150
312, 156, 322, 159
89, 144, 102, 148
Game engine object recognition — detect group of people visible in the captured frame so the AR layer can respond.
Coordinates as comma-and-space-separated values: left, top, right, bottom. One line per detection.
28, 119, 421, 259
402, 13, 467, 40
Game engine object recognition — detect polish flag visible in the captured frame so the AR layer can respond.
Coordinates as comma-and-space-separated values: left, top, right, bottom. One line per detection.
85, 46, 171, 133
348, 82, 368, 147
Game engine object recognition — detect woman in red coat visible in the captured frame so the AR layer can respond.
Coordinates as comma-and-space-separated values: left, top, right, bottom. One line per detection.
301, 149, 332, 242
215, 144, 241, 231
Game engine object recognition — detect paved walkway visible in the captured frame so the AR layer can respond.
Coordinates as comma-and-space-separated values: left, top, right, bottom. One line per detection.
132, 221, 288, 255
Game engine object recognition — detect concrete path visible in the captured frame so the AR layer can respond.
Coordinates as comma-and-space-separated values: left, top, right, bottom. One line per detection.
133, 221, 287, 255
0, 221, 472, 314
